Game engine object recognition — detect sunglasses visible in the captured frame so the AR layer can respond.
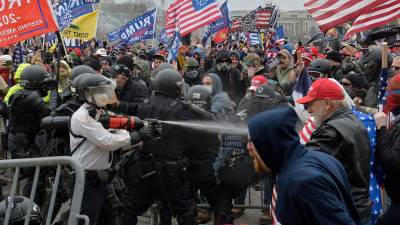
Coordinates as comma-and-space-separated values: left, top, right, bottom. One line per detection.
393, 66, 400, 70
218, 59, 230, 63
340, 82, 352, 86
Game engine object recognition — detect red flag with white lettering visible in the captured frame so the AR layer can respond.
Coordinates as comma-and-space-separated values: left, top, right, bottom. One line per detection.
0, 0, 58, 47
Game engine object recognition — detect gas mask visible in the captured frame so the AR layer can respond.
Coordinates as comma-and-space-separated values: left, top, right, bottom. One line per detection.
216, 62, 231, 72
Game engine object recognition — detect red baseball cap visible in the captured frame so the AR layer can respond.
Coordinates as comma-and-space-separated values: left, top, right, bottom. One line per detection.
249, 75, 268, 91
296, 78, 344, 104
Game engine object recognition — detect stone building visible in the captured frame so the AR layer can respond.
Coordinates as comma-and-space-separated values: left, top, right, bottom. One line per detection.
277, 10, 320, 42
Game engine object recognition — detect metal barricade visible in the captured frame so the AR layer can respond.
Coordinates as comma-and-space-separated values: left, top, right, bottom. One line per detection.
0, 156, 88, 225
197, 180, 269, 210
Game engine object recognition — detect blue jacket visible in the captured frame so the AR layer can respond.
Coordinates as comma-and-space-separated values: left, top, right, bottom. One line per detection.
248, 107, 362, 225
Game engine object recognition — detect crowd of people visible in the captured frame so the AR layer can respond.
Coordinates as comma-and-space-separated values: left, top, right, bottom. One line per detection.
0, 36, 398, 225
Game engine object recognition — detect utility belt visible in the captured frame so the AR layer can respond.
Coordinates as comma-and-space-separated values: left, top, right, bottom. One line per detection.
140, 154, 188, 179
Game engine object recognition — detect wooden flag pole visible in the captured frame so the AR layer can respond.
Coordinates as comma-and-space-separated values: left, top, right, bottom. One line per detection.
382, 42, 388, 69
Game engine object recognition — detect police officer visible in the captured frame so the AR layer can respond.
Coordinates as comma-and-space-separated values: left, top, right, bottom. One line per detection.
8, 65, 57, 203
185, 85, 219, 224
122, 69, 200, 225
70, 74, 154, 225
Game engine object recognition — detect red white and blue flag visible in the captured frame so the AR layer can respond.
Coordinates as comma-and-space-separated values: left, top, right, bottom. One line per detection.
165, 0, 223, 37
304, 0, 388, 32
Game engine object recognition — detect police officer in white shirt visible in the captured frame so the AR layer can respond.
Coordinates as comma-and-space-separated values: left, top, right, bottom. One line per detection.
70, 73, 153, 225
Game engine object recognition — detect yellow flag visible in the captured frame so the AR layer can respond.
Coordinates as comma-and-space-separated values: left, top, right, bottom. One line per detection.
62, 11, 98, 41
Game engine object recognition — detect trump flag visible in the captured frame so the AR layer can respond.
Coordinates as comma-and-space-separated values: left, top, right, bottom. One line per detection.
0, 0, 58, 47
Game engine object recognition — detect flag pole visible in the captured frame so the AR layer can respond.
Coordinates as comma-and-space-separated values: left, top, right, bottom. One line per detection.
153, 8, 158, 47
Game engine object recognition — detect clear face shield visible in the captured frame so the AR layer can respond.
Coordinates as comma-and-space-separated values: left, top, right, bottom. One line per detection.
85, 83, 116, 108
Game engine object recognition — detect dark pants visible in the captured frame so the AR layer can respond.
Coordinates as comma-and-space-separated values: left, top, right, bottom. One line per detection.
214, 184, 236, 225
79, 174, 107, 225
377, 202, 400, 225
8, 133, 47, 206
122, 161, 195, 225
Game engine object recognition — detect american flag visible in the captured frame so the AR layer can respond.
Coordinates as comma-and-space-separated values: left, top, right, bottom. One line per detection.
255, 9, 272, 28
344, 0, 400, 40
230, 17, 242, 32
165, 0, 222, 37
378, 68, 389, 108
304, 0, 388, 32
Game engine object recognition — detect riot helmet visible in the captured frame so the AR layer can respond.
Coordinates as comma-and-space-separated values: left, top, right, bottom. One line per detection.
308, 58, 332, 81
78, 74, 116, 108
153, 69, 184, 98
186, 85, 212, 111
70, 65, 96, 81
0, 196, 42, 225
19, 65, 57, 96
358, 47, 392, 82
71, 73, 94, 102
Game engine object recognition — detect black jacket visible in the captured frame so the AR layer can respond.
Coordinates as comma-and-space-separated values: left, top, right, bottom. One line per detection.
306, 107, 371, 223
376, 118, 400, 204
8, 89, 50, 138
136, 93, 203, 159
207, 50, 248, 104
206, 67, 247, 104
113, 78, 149, 115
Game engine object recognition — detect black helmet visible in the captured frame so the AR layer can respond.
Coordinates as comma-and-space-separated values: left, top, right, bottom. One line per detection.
78, 74, 115, 107
153, 69, 184, 98
0, 196, 42, 225
358, 47, 393, 82
19, 65, 57, 94
308, 59, 332, 79
186, 85, 211, 111
70, 65, 96, 81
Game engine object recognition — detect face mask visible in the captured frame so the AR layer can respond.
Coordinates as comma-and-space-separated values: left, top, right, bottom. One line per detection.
185, 70, 198, 79
204, 85, 212, 93
217, 62, 231, 72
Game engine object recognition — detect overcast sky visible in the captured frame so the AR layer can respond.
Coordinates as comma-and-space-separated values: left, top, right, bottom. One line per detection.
158, 0, 308, 11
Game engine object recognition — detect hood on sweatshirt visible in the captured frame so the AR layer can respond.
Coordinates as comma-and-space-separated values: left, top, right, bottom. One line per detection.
248, 106, 303, 173
216, 50, 232, 63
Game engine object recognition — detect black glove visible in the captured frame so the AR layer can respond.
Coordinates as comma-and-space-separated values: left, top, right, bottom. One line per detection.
139, 125, 154, 141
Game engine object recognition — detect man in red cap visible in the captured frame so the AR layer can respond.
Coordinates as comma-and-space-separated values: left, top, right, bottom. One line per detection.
297, 78, 371, 225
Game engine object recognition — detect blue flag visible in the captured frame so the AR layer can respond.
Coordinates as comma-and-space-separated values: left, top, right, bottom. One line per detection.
47, 1, 94, 44
107, 27, 123, 43
12, 43, 23, 73
202, 1, 229, 46
158, 28, 170, 46
378, 68, 389, 108
167, 31, 181, 62
212, 1, 230, 33
276, 26, 285, 39
119, 8, 157, 44
54, 0, 94, 31
351, 110, 383, 225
